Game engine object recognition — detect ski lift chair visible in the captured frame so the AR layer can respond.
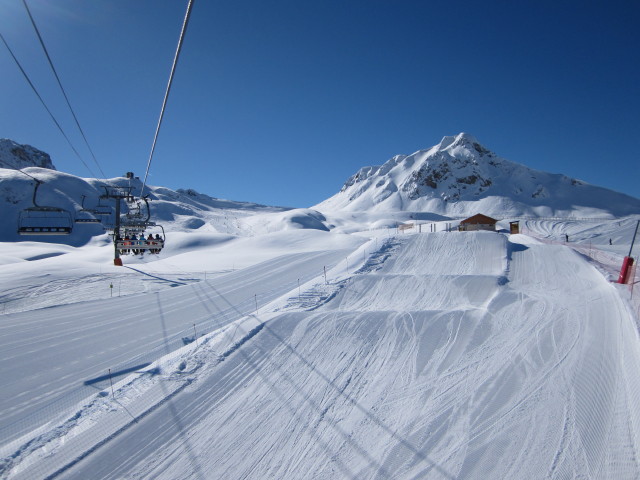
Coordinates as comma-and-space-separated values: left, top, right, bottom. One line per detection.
18, 180, 74, 235
75, 195, 103, 223
18, 206, 73, 235
75, 212, 102, 224
115, 223, 165, 255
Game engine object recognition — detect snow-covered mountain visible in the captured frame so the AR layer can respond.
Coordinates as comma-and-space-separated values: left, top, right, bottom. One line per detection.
0, 139, 56, 170
315, 133, 640, 218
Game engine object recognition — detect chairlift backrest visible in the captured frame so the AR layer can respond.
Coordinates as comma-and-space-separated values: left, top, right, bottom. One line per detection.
18, 208, 73, 235
18, 181, 74, 235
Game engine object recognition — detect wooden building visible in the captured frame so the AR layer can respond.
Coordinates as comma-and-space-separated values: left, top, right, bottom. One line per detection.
458, 214, 498, 232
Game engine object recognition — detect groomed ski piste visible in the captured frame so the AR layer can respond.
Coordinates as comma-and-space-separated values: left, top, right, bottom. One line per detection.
1, 220, 640, 479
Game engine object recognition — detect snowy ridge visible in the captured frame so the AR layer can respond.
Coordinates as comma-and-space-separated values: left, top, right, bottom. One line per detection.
316, 133, 640, 218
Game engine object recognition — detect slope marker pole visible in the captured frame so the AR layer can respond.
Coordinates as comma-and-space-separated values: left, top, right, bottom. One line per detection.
109, 368, 115, 398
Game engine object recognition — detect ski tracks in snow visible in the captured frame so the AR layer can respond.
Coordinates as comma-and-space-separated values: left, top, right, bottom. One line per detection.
5, 232, 640, 479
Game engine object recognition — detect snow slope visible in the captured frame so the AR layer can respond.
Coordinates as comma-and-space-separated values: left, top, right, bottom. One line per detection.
0, 230, 365, 446
3, 227, 639, 479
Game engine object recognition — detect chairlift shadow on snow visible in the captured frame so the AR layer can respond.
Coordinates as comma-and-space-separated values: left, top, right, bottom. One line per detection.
83, 362, 155, 388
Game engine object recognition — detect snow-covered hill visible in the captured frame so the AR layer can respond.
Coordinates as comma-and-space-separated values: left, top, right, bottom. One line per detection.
0, 166, 290, 245
0, 139, 56, 170
315, 133, 640, 218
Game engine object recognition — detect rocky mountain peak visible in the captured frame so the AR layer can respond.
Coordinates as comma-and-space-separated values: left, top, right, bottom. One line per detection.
0, 139, 56, 170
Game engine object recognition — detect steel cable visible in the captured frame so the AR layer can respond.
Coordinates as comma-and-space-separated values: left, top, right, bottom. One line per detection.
141, 0, 195, 195
0, 31, 97, 178
22, 0, 107, 178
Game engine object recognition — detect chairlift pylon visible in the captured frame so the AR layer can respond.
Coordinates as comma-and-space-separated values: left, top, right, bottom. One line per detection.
18, 179, 73, 235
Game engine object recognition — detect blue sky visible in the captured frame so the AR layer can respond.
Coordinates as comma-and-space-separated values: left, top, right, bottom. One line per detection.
1, 0, 638, 207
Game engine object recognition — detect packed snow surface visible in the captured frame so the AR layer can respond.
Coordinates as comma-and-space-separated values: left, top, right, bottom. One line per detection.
1, 222, 639, 479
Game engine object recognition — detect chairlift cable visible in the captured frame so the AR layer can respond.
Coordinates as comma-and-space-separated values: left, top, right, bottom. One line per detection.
0, 31, 97, 178
141, 0, 195, 196
22, 0, 106, 178
16, 168, 40, 182
22, 0, 107, 178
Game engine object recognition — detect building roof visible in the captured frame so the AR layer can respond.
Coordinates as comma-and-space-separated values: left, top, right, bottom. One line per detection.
460, 214, 498, 225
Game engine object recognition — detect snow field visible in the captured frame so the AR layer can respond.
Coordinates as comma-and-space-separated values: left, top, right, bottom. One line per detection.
3, 228, 640, 479
0, 246, 358, 451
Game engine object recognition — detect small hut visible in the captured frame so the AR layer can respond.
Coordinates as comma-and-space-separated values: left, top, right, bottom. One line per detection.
509, 221, 520, 234
458, 214, 498, 232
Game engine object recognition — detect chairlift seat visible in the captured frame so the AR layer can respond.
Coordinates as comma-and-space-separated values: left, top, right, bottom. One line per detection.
19, 226, 73, 235
75, 218, 102, 224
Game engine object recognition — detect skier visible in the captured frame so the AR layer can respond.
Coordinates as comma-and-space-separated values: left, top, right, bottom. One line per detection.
155, 233, 163, 253
131, 234, 139, 254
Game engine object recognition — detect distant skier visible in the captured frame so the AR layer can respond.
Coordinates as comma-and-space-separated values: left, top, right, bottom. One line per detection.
609, 238, 612, 245
565, 234, 569, 243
